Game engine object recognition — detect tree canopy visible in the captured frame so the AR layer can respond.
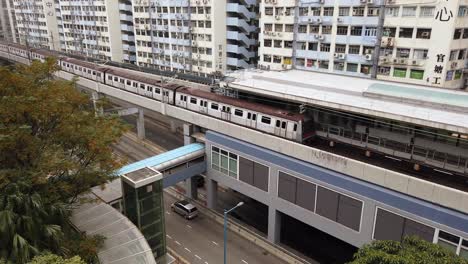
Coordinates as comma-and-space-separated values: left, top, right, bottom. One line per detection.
27, 254, 85, 264
0, 58, 127, 262
349, 236, 468, 264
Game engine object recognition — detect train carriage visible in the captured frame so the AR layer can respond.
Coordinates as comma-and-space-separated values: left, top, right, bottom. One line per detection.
176, 88, 305, 142
60, 58, 106, 82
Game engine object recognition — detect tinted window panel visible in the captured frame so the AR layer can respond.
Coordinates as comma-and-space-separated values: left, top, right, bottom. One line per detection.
295, 179, 316, 212
278, 172, 296, 203
239, 157, 254, 185
403, 219, 435, 242
374, 209, 404, 241
337, 195, 362, 231
253, 162, 269, 192
316, 186, 339, 221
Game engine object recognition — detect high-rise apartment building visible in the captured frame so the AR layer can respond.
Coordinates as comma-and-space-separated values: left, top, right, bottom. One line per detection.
13, 0, 61, 50
132, 0, 259, 76
258, 0, 468, 89
0, 0, 18, 42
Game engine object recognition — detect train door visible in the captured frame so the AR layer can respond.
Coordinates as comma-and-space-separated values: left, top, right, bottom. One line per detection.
199, 99, 208, 113
162, 90, 170, 103
274, 119, 287, 138
221, 106, 231, 121
179, 94, 188, 108
246, 112, 257, 128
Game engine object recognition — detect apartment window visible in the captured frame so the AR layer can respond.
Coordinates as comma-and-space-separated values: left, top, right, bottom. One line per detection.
402, 6, 416, 17
334, 62, 344, 71
393, 68, 407, 78
361, 65, 371, 75
263, 54, 271, 62
416, 28, 431, 39
413, 49, 428, 60
311, 7, 320, 16
420, 6, 435, 17
396, 48, 410, 58
337, 26, 348, 35
274, 40, 282, 48
264, 24, 273, 31
320, 43, 331, 52
273, 56, 282, 63
385, 7, 399, 17
239, 157, 269, 192
299, 7, 308, 16
335, 44, 346, 53
458, 6, 468, 17
299, 25, 307, 33
323, 7, 334, 16
322, 25, 332, 34
285, 24, 294, 32
348, 45, 360, 55
264, 39, 272, 47
297, 42, 306, 50
463, 28, 468, 39
454, 28, 463, 39
364, 27, 377, 37
449, 50, 458, 61
275, 24, 283, 32
399, 28, 413, 38
352, 7, 365, 17
367, 7, 380, 17
350, 26, 362, 36
378, 66, 391, 76
347, 63, 358, 72
308, 42, 318, 51
296, 58, 305, 67
319, 61, 329, 69
458, 49, 466, 60
410, 70, 424, 80
310, 25, 319, 33
383, 27, 396, 37
265, 7, 273, 16
339, 7, 350, 16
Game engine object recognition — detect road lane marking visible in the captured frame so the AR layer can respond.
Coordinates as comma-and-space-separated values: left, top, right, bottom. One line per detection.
166, 211, 171, 215
242, 260, 248, 264
166, 235, 172, 239
204, 262, 209, 264
175, 241, 181, 246
184, 247, 191, 253
186, 224, 192, 229
195, 255, 201, 260
212, 241, 219, 246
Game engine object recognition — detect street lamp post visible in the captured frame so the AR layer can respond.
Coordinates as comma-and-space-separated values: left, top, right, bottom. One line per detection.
223, 202, 244, 264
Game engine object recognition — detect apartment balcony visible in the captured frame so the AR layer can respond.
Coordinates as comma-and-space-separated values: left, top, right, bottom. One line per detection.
120, 14, 133, 22
122, 44, 136, 52
122, 34, 135, 42
296, 50, 331, 61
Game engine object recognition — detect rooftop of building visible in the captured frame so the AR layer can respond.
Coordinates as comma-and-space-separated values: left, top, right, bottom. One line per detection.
223, 69, 468, 133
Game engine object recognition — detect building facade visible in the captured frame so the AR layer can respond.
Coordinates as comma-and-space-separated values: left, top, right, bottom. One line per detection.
258, 0, 468, 89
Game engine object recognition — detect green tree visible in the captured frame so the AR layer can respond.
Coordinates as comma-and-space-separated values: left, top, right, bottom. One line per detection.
349, 236, 468, 264
0, 59, 127, 262
27, 253, 85, 264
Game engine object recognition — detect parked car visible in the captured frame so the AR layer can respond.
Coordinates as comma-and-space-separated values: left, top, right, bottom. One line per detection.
171, 200, 198, 219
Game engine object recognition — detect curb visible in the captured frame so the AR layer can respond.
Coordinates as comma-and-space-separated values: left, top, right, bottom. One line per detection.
167, 247, 190, 264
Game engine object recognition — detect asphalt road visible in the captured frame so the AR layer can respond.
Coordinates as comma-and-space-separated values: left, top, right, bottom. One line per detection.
113, 133, 286, 264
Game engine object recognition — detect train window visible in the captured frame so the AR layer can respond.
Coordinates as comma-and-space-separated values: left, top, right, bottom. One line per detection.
190, 97, 197, 104
97, 73, 101, 77
92, 71, 96, 75
252, 114, 257, 121
261, 116, 271, 125
163, 91, 169, 96
211, 103, 219, 110
147, 86, 153, 92
155, 88, 161, 94
140, 84, 145, 89
120, 78, 124, 83
234, 109, 243, 117
108, 75, 112, 80
281, 121, 286, 129
114, 76, 118, 81
247, 113, 251, 119
126, 80, 131, 85
204, 101, 208, 107
276, 120, 281, 127
293, 124, 297, 132
199, 100, 204, 106
133, 82, 138, 88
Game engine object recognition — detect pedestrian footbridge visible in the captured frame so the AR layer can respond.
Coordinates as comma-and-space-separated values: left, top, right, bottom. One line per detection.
117, 143, 206, 188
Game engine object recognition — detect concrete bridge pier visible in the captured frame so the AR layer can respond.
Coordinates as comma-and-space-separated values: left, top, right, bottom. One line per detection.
183, 123, 199, 200
137, 108, 145, 140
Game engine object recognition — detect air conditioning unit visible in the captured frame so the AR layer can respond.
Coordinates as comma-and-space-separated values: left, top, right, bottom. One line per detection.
192, 40, 196, 45
314, 34, 320, 39
367, 0, 374, 4
338, 62, 344, 66
337, 17, 343, 23
316, 18, 323, 24
365, 54, 373, 60
318, 35, 325, 40
411, 59, 419, 65
338, 53, 346, 59
205, 14, 211, 20
421, 32, 430, 38
308, 18, 314, 23
380, 57, 388, 63
334, 53, 339, 58
275, 15, 280, 20
277, 33, 283, 37
399, 58, 407, 64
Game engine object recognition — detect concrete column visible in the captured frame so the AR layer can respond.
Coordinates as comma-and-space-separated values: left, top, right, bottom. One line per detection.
170, 120, 177, 133
206, 179, 218, 210
267, 207, 281, 244
185, 178, 198, 200
137, 108, 145, 140
183, 123, 195, 145
91, 91, 103, 116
